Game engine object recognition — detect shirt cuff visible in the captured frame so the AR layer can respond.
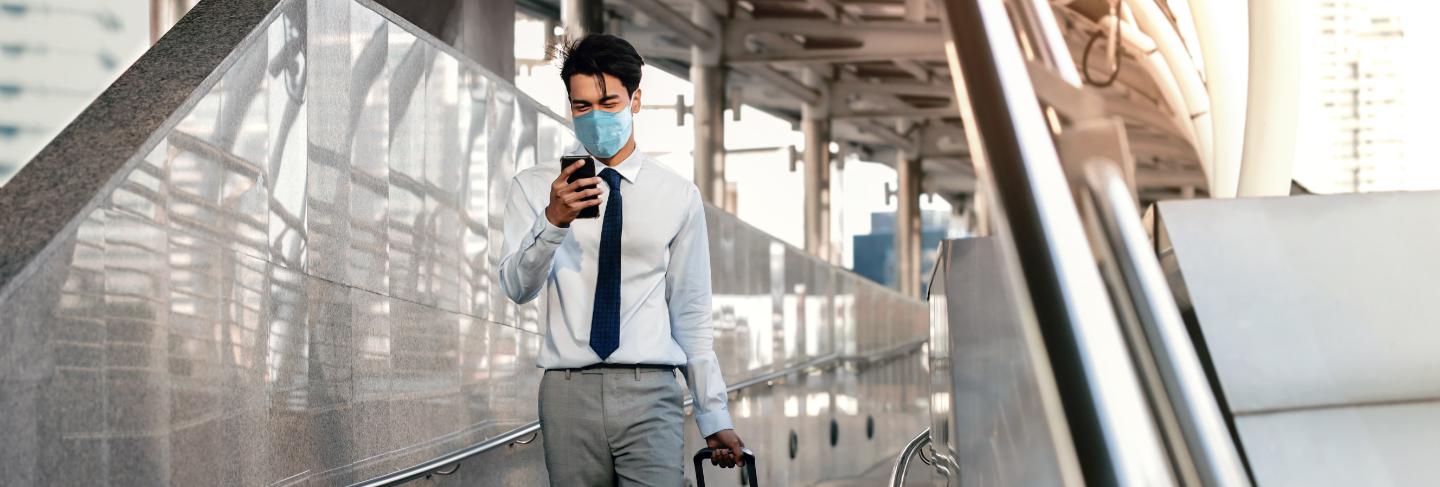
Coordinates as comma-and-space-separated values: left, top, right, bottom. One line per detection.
534, 216, 569, 245
695, 409, 735, 438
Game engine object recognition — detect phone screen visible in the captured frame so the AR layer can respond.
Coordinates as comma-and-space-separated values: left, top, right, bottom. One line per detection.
561, 155, 600, 219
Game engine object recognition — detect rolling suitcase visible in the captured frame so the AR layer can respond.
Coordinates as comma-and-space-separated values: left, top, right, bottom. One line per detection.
692, 448, 758, 487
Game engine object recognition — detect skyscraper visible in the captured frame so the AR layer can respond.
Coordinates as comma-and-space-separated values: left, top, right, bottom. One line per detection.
1300, 0, 1408, 193
0, 0, 152, 186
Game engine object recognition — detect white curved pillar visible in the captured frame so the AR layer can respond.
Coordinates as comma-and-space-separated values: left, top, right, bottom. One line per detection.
1237, 0, 1302, 197
1189, 0, 1249, 198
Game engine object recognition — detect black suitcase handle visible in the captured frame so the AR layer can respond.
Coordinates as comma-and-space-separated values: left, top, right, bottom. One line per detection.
692, 448, 758, 487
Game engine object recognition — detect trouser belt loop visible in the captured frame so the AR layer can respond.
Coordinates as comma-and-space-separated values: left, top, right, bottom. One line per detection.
566, 369, 572, 380
634, 366, 640, 381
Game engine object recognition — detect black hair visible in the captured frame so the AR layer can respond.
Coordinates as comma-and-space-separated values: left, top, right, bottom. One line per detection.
556, 34, 645, 97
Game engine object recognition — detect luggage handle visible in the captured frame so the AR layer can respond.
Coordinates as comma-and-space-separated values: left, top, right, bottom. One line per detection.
692, 448, 758, 487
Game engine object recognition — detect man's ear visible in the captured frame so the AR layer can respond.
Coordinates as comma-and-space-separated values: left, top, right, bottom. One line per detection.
630, 88, 643, 113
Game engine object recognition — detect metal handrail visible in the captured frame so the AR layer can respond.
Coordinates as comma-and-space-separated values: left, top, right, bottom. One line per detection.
933, 0, 1175, 484
352, 337, 929, 486
888, 428, 931, 487
1080, 161, 1252, 486
348, 421, 543, 487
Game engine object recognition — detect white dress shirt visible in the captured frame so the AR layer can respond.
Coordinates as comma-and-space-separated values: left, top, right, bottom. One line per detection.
498, 149, 734, 437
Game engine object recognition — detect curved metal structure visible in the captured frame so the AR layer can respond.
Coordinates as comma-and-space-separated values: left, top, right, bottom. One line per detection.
1080, 160, 1252, 486
933, 0, 1177, 482
888, 429, 931, 487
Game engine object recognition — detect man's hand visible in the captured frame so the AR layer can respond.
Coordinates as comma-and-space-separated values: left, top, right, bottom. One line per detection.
705, 429, 746, 468
545, 160, 603, 227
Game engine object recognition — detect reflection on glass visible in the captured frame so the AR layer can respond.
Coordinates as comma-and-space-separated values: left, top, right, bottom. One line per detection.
0, 0, 929, 483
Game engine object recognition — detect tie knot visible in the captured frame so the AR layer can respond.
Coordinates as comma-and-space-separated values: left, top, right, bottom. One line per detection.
600, 167, 622, 187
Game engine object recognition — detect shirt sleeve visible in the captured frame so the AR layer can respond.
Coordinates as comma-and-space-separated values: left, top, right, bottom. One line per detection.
666, 186, 734, 438
498, 175, 569, 304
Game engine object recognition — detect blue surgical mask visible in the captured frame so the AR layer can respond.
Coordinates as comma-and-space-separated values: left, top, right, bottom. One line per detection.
573, 99, 634, 158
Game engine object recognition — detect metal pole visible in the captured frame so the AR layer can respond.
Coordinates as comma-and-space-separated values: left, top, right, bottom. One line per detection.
562, 0, 605, 38
1081, 161, 1252, 487
933, 0, 1176, 483
802, 70, 831, 259
691, 3, 725, 205
889, 429, 932, 487
894, 151, 920, 297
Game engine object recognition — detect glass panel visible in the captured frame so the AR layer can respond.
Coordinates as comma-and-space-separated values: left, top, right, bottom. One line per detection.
385, 26, 427, 305
267, 0, 310, 271
346, 2, 390, 295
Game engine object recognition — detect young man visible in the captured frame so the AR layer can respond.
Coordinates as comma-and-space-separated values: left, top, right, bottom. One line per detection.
497, 34, 746, 486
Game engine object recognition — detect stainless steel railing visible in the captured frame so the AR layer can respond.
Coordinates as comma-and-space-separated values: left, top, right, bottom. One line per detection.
932, 0, 1176, 484
1078, 160, 1251, 486
351, 338, 929, 486
888, 428, 932, 487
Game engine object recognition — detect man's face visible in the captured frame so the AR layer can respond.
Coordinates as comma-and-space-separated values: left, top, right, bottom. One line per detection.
568, 72, 642, 118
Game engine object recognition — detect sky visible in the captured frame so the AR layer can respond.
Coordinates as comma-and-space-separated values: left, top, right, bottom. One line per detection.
1396, 0, 1440, 188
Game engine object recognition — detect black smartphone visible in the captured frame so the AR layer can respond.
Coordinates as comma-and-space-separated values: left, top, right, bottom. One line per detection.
561, 155, 600, 219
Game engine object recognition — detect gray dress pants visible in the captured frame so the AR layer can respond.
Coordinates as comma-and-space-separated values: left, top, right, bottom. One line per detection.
539, 367, 686, 487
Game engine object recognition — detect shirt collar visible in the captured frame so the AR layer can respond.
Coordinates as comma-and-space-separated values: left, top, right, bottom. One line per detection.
565, 142, 646, 183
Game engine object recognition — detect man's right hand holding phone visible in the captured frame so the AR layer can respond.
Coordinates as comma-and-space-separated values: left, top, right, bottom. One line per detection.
545, 159, 604, 228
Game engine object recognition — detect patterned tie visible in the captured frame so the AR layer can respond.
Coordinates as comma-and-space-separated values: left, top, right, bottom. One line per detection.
589, 167, 624, 360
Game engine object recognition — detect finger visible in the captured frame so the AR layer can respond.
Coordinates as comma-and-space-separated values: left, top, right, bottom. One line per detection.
731, 443, 744, 467
562, 188, 603, 203
561, 190, 587, 203
560, 177, 599, 194
559, 159, 585, 179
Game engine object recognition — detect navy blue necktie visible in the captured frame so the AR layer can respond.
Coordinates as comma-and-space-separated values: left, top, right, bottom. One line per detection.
590, 168, 623, 360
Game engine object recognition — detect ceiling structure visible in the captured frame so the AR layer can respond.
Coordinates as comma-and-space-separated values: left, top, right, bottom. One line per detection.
517, 0, 1208, 205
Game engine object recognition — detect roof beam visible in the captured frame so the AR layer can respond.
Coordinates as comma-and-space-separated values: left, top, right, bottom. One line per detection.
855, 120, 913, 149
803, 0, 859, 23
904, 0, 928, 22
724, 20, 944, 64
1136, 169, 1206, 188
620, 0, 716, 49
832, 80, 951, 98
831, 105, 958, 120
739, 65, 820, 104
893, 59, 932, 82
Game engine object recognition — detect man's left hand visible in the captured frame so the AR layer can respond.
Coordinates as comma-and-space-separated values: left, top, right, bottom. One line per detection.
705, 429, 746, 468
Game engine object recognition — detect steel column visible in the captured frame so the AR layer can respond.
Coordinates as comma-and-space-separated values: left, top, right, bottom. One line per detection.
895, 151, 921, 297
562, 0, 605, 38
691, 3, 725, 205
802, 71, 832, 260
